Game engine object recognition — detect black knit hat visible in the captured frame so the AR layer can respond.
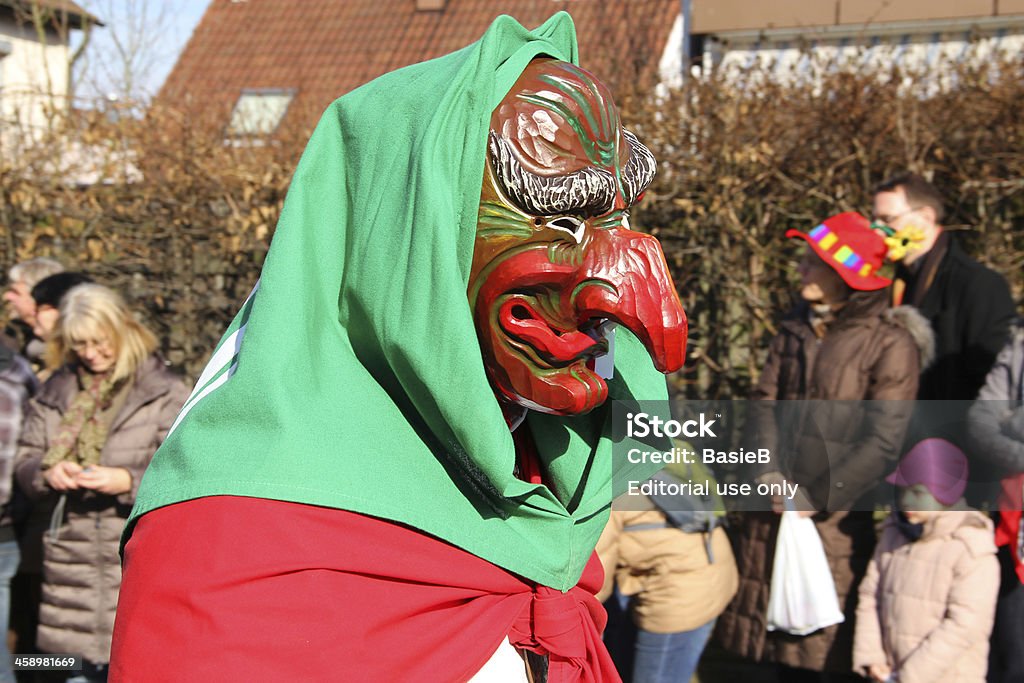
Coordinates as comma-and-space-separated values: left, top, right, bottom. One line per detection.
30, 272, 93, 309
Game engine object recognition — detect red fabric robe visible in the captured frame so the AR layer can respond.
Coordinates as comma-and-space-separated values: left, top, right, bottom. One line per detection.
110, 496, 618, 682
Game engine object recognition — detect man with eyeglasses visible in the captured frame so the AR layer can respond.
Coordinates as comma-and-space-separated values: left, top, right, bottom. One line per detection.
872, 172, 1014, 403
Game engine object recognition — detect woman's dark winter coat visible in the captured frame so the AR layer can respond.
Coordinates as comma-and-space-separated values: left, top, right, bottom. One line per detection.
715, 292, 929, 673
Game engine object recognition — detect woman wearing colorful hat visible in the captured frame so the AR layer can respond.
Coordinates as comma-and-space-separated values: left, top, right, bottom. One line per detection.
716, 212, 934, 680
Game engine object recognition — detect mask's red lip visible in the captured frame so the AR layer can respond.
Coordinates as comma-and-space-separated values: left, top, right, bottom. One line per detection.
498, 298, 606, 366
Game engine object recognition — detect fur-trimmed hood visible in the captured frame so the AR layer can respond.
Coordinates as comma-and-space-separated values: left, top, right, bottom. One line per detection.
886, 305, 936, 371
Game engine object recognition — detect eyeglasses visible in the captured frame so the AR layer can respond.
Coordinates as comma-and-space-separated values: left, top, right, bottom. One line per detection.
69, 337, 111, 354
871, 206, 921, 228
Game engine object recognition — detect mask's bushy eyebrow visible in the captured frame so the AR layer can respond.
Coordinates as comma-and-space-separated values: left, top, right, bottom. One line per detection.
488, 132, 616, 218
621, 129, 656, 206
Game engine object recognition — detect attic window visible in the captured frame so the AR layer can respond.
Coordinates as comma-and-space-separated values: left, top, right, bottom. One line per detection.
227, 89, 294, 135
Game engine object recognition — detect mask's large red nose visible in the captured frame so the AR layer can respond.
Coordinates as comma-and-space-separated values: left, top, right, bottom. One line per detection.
571, 228, 687, 373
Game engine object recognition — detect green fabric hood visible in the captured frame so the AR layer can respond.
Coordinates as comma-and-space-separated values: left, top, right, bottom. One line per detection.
127, 12, 670, 591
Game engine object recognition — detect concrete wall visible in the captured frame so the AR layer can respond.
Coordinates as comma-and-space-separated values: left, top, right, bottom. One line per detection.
693, 0, 837, 32
692, 0, 1006, 33
705, 19, 1024, 91
839, 0, 996, 24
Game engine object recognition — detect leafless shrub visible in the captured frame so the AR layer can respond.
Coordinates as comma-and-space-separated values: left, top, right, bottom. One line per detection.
2, 50, 1022, 395
623, 49, 1024, 399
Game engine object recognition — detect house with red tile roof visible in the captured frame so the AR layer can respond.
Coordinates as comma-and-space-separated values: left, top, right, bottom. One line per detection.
156, 0, 682, 139
159, 0, 1024, 141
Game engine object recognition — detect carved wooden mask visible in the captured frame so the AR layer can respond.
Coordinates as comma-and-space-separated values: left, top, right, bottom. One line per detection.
469, 59, 687, 416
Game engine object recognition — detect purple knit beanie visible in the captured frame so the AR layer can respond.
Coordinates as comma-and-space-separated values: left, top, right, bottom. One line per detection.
885, 438, 969, 505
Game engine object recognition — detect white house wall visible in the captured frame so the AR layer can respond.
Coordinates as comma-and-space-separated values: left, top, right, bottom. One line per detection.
0, 14, 70, 139
706, 19, 1024, 90
657, 13, 685, 91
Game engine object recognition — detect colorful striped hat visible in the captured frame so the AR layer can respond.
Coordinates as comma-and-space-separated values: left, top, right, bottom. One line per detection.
786, 212, 892, 291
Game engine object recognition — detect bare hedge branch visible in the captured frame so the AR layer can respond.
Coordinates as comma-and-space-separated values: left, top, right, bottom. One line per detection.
2, 51, 1022, 398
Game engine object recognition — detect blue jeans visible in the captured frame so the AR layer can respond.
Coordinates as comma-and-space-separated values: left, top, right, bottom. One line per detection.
632, 619, 715, 683
0, 539, 20, 683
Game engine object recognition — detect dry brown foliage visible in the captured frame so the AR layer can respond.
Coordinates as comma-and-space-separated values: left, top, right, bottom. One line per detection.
2, 53, 1022, 394
1, 101, 315, 375
624, 52, 1024, 399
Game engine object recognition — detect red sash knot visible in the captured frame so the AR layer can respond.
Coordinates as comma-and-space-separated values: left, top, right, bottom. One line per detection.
508, 554, 620, 683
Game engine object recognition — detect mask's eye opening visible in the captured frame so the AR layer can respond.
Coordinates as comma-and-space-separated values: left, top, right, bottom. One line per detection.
545, 216, 586, 244
549, 217, 582, 232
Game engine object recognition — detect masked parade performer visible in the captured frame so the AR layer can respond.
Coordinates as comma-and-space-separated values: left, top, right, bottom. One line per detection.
110, 13, 687, 682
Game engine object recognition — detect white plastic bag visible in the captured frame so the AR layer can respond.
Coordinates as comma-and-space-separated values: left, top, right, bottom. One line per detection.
766, 510, 845, 635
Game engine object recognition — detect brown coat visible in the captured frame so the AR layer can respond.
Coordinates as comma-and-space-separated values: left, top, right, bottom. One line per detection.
14, 355, 188, 664
750, 296, 924, 511
715, 293, 925, 673
853, 510, 999, 683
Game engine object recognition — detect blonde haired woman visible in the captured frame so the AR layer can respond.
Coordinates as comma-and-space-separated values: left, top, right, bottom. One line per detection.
15, 284, 188, 681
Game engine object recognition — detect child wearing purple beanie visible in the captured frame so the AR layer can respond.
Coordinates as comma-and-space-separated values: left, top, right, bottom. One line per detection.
853, 438, 999, 683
